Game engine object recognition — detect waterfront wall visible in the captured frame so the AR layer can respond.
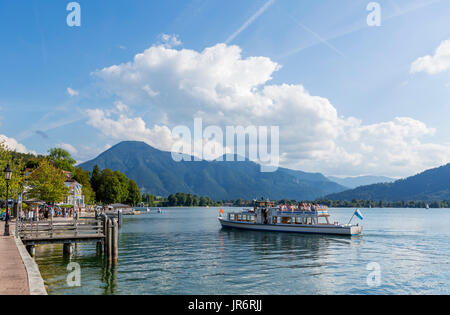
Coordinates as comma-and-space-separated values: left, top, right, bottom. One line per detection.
14, 237, 47, 295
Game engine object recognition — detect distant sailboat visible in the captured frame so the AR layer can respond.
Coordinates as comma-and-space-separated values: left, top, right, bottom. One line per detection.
426, 204, 430, 210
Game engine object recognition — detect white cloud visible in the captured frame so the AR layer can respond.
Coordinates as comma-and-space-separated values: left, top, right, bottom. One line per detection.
67, 87, 79, 97
59, 143, 78, 155
142, 85, 159, 97
411, 39, 450, 74
159, 34, 182, 48
115, 101, 129, 113
0, 135, 34, 154
89, 41, 450, 177
86, 108, 178, 152
74, 144, 112, 164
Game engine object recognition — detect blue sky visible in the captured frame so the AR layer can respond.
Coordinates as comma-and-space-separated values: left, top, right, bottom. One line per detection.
0, 0, 449, 177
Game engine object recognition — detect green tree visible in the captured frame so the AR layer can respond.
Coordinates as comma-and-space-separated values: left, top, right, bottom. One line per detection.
27, 160, 69, 203
96, 169, 122, 205
186, 194, 194, 207
90, 165, 101, 193
72, 167, 95, 204
192, 195, 199, 207
48, 148, 76, 172
126, 180, 141, 206
114, 171, 130, 203
0, 143, 25, 200
168, 194, 177, 207
199, 196, 208, 207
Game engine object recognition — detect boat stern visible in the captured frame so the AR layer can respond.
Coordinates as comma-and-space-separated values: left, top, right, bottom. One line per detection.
350, 225, 363, 236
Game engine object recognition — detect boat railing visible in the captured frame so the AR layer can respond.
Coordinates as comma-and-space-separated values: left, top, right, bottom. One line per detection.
276, 210, 329, 215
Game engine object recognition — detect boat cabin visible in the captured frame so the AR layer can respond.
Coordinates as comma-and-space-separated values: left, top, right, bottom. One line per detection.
227, 202, 332, 226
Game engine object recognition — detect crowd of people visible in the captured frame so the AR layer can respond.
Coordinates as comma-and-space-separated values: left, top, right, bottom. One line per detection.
279, 203, 329, 212
18, 205, 81, 222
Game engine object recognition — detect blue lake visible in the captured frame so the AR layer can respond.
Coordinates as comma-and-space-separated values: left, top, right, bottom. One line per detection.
34, 207, 450, 295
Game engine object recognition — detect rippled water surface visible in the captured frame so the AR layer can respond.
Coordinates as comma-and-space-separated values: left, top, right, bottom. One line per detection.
34, 208, 450, 295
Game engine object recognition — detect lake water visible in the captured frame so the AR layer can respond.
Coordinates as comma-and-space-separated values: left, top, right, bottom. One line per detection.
34, 208, 450, 295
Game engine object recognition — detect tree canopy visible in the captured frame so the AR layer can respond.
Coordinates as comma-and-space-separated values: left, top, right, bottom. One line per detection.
72, 167, 95, 204
27, 159, 69, 204
0, 143, 25, 200
92, 166, 142, 206
48, 148, 77, 172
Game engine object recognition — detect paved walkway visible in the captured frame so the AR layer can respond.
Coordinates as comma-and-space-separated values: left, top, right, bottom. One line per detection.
0, 221, 30, 295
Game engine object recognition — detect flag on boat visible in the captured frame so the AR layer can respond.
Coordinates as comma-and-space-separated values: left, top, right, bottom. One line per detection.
354, 209, 364, 220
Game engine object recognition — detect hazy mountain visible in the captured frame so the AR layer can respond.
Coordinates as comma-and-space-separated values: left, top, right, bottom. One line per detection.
78, 141, 347, 200
328, 175, 395, 189
326, 164, 450, 201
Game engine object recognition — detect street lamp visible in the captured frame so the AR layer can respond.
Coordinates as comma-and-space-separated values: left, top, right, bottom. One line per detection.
4, 164, 12, 236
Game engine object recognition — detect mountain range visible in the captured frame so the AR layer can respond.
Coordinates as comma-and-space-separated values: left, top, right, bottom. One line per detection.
327, 175, 395, 189
326, 163, 450, 202
79, 141, 346, 201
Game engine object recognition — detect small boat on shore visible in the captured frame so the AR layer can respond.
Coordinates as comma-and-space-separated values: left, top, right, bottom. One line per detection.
219, 200, 363, 236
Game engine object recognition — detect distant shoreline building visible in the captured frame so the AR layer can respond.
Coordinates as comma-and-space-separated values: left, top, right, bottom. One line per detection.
63, 172, 85, 208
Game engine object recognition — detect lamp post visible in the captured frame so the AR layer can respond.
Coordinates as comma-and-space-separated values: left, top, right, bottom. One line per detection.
4, 164, 12, 236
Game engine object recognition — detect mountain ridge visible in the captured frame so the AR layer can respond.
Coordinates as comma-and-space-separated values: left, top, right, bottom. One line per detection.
325, 163, 450, 202
327, 175, 396, 189
78, 141, 347, 200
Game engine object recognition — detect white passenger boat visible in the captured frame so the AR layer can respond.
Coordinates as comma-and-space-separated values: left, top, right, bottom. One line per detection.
219, 200, 363, 236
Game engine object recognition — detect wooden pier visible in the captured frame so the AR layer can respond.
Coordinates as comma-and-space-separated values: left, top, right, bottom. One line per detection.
16, 215, 119, 262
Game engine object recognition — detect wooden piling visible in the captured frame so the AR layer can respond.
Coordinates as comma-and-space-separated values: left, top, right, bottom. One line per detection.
106, 218, 112, 261
117, 210, 123, 228
96, 241, 103, 255
63, 243, 73, 256
111, 219, 119, 263
103, 215, 108, 255
26, 245, 35, 257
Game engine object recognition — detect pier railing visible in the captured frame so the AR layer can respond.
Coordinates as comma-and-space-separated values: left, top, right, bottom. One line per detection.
16, 215, 119, 262
16, 217, 104, 240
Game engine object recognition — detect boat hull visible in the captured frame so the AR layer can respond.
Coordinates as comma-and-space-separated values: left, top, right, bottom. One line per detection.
219, 218, 362, 236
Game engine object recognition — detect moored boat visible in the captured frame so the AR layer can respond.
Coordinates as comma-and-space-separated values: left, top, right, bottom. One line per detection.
219, 200, 363, 236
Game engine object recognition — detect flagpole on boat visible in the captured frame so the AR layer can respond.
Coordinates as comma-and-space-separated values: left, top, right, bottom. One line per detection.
347, 212, 356, 225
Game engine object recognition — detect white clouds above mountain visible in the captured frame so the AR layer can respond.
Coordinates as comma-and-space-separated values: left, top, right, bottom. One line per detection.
87, 42, 450, 177
86, 108, 177, 152
411, 39, 450, 74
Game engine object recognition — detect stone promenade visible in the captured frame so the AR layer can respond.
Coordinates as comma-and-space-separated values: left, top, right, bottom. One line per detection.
0, 221, 30, 295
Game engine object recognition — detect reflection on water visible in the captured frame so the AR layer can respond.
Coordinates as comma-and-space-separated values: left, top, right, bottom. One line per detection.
35, 208, 450, 295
